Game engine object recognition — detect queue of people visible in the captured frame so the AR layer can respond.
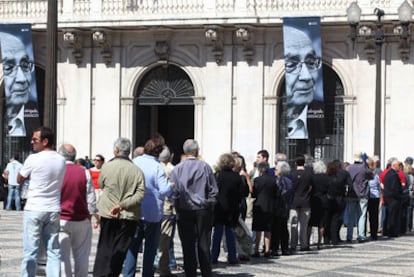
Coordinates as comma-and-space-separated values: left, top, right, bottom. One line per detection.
4, 126, 414, 277
243, 150, 414, 260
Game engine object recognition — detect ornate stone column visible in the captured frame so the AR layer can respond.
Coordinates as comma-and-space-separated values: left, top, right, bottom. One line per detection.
120, 97, 134, 140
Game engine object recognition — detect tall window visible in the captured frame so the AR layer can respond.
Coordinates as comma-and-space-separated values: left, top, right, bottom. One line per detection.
278, 65, 344, 164
1, 66, 44, 168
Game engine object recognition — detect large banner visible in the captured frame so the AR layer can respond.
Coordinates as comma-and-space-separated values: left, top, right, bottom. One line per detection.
283, 17, 325, 139
0, 24, 40, 137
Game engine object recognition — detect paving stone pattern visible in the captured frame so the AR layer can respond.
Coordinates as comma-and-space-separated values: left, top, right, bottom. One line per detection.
1, 210, 414, 276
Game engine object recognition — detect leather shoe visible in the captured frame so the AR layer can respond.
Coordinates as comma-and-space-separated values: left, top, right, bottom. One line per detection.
281, 250, 291, 256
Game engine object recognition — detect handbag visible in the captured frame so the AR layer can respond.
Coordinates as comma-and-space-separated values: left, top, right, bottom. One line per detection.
0, 182, 7, 202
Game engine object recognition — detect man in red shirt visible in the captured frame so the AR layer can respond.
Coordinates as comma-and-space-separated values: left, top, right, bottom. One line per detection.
58, 144, 98, 277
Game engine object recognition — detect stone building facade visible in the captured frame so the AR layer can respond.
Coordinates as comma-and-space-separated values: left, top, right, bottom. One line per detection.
1, 0, 414, 168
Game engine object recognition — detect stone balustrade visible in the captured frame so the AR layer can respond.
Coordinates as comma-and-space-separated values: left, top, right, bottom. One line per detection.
0, 0, 406, 27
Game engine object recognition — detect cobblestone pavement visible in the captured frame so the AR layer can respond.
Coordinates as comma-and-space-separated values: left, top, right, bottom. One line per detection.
1, 209, 414, 276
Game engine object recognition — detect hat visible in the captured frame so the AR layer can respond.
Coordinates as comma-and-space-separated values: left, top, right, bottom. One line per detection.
159, 146, 171, 162
353, 153, 362, 163
405, 156, 413, 165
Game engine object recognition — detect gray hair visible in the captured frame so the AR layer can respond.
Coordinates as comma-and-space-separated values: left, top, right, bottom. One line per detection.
313, 160, 327, 174
159, 146, 171, 162
257, 161, 269, 174
183, 139, 199, 155
114, 137, 131, 157
276, 161, 291, 176
304, 154, 314, 167
58, 144, 76, 162
275, 152, 287, 163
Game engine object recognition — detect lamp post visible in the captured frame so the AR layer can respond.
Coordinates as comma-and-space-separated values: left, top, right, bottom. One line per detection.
44, 0, 58, 134
346, 0, 413, 161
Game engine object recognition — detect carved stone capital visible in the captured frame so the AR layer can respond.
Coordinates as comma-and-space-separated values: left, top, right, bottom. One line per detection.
236, 27, 255, 64
63, 30, 83, 65
394, 25, 411, 63
205, 27, 224, 64
154, 41, 170, 63
92, 30, 112, 65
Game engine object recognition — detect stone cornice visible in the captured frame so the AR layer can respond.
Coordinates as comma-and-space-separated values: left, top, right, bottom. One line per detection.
0, 0, 406, 28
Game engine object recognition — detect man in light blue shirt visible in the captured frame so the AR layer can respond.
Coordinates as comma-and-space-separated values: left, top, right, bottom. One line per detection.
123, 134, 173, 277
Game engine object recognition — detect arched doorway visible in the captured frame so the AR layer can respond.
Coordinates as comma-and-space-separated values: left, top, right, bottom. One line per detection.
1, 65, 44, 167
135, 64, 195, 165
278, 65, 344, 163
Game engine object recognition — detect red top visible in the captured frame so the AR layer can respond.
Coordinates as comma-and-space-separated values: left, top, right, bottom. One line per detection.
89, 169, 101, 190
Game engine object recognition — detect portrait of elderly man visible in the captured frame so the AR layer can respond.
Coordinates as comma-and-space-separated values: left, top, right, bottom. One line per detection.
0, 30, 40, 137
283, 19, 325, 140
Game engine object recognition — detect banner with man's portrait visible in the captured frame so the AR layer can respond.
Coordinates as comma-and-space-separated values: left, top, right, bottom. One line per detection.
283, 17, 325, 140
0, 23, 40, 137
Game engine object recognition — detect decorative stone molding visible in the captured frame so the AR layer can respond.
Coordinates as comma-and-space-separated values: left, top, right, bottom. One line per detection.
205, 27, 224, 64
151, 28, 172, 64
192, 96, 206, 105
120, 97, 135, 105
342, 95, 357, 105
154, 41, 170, 63
264, 96, 277, 105
357, 25, 376, 63
394, 25, 411, 63
92, 30, 112, 65
235, 27, 255, 64
57, 97, 67, 106
63, 31, 83, 65
355, 23, 411, 64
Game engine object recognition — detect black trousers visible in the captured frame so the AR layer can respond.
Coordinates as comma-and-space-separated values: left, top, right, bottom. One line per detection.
176, 209, 213, 277
270, 216, 289, 252
93, 217, 138, 277
327, 197, 345, 245
384, 197, 402, 237
367, 198, 380, 239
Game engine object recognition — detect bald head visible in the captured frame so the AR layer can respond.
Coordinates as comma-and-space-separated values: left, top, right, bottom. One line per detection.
0, 32, 26, 55
284, 26, 313, 56
391, 160, 400, 171
0, 32, 32, 112
58, 144, 77, 162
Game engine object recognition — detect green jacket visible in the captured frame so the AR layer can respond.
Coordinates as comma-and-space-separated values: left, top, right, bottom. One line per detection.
98, 156, 145, 220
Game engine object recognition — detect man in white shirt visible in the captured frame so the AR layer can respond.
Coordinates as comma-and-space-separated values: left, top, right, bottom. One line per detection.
3, 154, 23, 210
18, 126, 66, 277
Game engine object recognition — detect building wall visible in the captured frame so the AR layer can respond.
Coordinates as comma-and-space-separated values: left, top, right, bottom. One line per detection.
15, 16, 414, 168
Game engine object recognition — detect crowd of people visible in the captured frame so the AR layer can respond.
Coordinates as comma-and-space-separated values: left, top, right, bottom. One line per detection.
1, 126, 414, 277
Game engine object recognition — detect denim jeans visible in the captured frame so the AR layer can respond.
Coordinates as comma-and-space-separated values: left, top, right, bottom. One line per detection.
123, 220, 161, 277
21, 211, 61, 277
346, 198, 360, 240
6, 185, 21, 210
211, 224, 237, 262
357, 198, 368, 240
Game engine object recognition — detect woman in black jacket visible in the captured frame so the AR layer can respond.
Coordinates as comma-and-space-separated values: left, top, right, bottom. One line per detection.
326, 161, 349, 245
308, 160, 329, 249
211, 153, 244, 264
271, 161, 293, 256
251, 161, 279, 257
